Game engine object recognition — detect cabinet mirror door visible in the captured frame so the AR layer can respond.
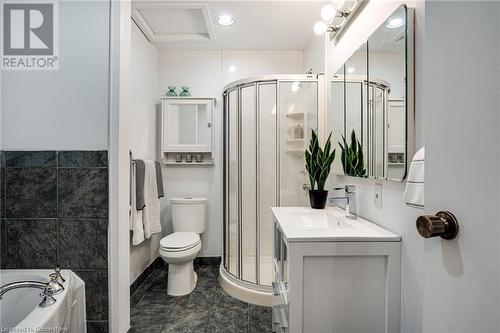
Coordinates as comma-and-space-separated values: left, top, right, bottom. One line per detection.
163, 99, 212, 152
369, 5, 408, 181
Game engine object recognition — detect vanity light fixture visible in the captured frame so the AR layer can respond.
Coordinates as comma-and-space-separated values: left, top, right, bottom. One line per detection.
386, 17, 404, 29
314, 0, 368, 41
216, 14, 235, 26
314, 3, 350, 35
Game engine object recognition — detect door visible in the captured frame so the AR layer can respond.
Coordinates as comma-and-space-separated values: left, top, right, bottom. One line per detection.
422, 2, 500, 332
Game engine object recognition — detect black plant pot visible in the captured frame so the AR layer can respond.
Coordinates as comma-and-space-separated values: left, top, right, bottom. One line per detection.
309, 190, 328, 209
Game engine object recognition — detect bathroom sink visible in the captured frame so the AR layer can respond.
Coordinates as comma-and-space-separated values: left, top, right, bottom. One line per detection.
292, 211, 354, 230
272, 206, 401, 243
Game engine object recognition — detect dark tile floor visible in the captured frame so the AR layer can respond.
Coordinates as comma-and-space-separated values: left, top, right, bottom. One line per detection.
130, 263, 272, 333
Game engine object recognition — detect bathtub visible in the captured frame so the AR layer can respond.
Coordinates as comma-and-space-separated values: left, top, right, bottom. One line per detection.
0, 269, 86, 333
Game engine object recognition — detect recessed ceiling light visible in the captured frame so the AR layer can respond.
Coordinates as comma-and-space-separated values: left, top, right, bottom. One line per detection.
386, 17, 404, 29
216, 15, 235, 26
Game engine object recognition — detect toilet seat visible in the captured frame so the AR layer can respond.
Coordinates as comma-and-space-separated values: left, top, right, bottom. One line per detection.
160, 232, 200, 252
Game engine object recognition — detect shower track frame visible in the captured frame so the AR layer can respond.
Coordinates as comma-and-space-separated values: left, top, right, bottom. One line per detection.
222, 75, 324, 298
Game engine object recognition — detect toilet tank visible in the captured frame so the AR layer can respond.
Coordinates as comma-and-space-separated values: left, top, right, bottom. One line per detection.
170, 197, 207, 233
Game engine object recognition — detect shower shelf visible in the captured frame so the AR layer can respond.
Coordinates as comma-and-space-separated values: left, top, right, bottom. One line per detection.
286, 149, 305, 156
285, 112, 305, 119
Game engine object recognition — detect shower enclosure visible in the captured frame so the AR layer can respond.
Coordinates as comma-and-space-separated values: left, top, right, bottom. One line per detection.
220, 75, 322, 305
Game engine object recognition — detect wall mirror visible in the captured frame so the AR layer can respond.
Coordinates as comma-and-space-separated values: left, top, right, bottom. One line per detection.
329, 4, 414, 181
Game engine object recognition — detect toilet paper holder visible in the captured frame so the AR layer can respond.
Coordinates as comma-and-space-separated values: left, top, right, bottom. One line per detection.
416, 211, 459, 240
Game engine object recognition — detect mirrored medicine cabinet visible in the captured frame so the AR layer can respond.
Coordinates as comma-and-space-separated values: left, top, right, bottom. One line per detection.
329, 4, 415, 181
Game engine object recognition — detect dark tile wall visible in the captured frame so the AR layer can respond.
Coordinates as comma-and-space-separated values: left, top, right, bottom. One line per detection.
0, 150, 109, 333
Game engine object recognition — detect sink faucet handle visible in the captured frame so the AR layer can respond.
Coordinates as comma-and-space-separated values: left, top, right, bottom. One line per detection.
345, 185, 356, 193
333, 185, 356, 193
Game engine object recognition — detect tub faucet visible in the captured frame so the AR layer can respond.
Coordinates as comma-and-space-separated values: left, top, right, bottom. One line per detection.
329, 185, 357, 219
0, 281, 57, 307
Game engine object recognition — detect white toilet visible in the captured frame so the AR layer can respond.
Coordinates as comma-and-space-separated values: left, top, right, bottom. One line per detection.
159, 197, 207, 296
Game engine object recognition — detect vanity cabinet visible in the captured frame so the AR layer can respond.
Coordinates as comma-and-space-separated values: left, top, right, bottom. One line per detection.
160, 97, 215, 165
271, 207, 401, 333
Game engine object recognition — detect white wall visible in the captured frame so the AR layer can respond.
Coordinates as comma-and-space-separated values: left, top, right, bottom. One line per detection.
129, 22, 162, 283
303, 33, 326, 74
158, 50, 303, 257
1, 1, 110, 150
326, 1, 426, 332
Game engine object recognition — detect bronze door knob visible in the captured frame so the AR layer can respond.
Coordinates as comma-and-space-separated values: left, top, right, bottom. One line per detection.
416, 211, 459, 240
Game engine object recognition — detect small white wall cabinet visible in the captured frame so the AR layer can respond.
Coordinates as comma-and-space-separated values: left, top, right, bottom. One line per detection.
271, 207, 401, 333
160, 97, 215, 165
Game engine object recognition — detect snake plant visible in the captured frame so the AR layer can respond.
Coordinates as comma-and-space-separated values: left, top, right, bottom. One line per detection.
304, 129, 336, 191
338, 130, 366, 177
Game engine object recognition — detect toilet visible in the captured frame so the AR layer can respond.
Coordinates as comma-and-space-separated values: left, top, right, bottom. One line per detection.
159, 197, 207, 296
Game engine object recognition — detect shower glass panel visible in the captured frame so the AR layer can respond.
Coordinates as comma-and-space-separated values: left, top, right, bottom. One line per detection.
227, 89, 239, 276
258, 83, 277, 286
222, 76, 320, 296
279, 81, 318, 207
241, 85, 257, 283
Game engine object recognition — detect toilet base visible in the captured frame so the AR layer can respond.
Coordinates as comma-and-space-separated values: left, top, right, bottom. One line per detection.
167, 261, 198, 296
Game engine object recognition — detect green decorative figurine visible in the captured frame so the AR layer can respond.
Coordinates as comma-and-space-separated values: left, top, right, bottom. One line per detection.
166, 86, 177, 96
180, 86, 191, 97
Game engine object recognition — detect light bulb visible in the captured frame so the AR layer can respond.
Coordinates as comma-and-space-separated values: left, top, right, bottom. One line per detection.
321, 4, 336, 22
314, 21, 327, 35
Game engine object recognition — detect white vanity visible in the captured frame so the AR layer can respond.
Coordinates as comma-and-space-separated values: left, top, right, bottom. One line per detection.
271, 207, 401, 333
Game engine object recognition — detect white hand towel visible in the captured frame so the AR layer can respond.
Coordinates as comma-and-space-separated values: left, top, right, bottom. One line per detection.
130, 161, 145, 245
143, 160, 162, 238
404, 147, 425, 208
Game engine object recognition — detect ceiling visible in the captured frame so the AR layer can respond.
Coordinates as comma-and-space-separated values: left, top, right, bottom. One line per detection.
132, 1, 325, 50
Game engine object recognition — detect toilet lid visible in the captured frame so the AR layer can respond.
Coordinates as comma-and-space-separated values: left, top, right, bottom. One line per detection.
160, 232, 200, 250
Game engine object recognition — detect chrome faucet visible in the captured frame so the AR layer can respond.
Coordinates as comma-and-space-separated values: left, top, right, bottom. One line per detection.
329, 185, 357, 219
0, 271, 65, 308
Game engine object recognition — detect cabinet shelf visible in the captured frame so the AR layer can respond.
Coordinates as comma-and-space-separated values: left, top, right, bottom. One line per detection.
163, 161, 214, 166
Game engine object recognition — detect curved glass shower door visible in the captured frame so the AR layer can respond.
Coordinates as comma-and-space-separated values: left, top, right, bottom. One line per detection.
223, 76, 319, 297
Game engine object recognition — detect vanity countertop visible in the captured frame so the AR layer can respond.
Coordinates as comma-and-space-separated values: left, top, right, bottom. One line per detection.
271, 206, 401, 243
